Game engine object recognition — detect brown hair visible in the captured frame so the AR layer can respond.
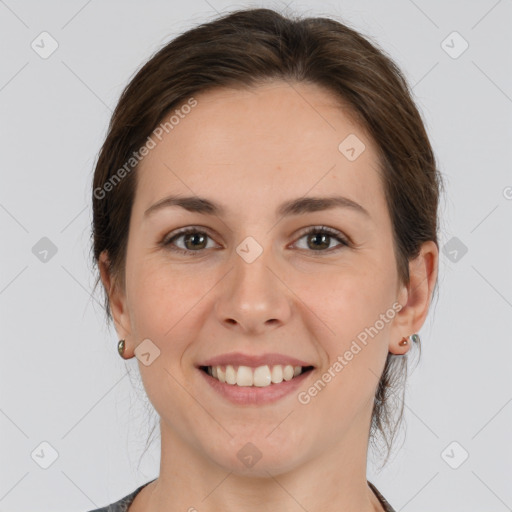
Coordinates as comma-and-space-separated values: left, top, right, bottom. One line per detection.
91, 7, 443, 468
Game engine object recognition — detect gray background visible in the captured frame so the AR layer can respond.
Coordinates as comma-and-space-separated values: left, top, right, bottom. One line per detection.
1, 0, 511, 511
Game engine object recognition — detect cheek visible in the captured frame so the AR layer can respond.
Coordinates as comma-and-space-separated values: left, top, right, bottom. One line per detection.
301, 263, 395, 341
126, 255, 205, 338
126, 261, 206, 413
127, 267, 171, 336
302, 277, 391, 438
297, 261, 396, 410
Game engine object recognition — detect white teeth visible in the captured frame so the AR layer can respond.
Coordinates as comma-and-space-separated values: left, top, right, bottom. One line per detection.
253, 365, 272, 387
206, 364, 306, 387
236, 365, 253, 386
283, 365, 294, 381
271, 364, 283, 383
225, 365, 237, 385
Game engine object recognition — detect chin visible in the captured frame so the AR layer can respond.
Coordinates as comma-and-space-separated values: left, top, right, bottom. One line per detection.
207, 435, 306, 477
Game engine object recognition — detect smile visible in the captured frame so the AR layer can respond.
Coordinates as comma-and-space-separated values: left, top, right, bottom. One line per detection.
198, 364, 316, 405
200, 364, 315, 387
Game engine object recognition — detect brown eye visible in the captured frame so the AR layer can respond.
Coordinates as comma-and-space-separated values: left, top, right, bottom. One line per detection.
161, 225, 349, 256
293, 226, 349, 253
162, 228, 217, 255
306, 232, 330, 250
181, 231, 208, 250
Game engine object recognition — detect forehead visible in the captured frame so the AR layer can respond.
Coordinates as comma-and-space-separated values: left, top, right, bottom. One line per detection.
134, 81, 384, 218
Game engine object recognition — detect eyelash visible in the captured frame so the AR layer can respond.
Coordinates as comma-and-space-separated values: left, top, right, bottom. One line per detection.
160, 225, 350, 256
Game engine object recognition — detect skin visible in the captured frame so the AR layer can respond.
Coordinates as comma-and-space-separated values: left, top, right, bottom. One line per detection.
99, 80, 438, 512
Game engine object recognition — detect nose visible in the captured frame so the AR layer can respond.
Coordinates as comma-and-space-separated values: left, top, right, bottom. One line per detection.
214, 246, 293, 335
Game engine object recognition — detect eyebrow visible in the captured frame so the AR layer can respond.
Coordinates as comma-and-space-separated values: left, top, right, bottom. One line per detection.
143, 194, 371, 219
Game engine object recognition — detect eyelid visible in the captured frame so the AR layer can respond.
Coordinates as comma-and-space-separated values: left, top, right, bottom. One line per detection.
160, 226, 220, 252
161, 225, 215, 243
292, 225, 350, 246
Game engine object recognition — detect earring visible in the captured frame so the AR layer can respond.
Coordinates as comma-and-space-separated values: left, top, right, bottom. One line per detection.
399, 333, 421, 347
411, 333, 420, 344
118, 339, 126, 358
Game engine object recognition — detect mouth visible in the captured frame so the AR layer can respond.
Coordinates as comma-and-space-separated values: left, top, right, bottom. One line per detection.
198, 364, 315, 387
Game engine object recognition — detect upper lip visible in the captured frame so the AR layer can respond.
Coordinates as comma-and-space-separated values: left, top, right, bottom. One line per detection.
198, 352, 315, 368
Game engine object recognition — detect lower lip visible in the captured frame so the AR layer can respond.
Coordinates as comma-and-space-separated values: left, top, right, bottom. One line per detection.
198, 367, 314, 405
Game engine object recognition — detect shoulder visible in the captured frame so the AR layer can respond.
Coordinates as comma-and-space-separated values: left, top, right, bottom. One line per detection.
85, 479, 156, 512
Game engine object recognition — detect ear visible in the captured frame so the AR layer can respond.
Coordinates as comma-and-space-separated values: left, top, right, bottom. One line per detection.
98, 250, 133, 353
389, 240, 439, 355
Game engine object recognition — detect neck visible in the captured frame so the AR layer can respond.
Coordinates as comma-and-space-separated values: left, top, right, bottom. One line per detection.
133, 407, 384, 512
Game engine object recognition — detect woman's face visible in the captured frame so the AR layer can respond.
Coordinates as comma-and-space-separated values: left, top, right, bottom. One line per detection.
103, 80, 423, 475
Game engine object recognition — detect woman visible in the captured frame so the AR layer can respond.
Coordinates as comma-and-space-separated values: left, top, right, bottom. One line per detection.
88, 6, 441, 511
